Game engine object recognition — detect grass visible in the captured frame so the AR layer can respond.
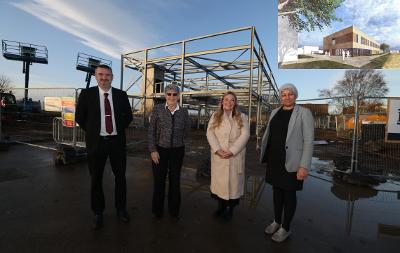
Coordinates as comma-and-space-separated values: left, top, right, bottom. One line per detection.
384, 53, 400, 68
362, 53, 400, 69
361, 54, 400, 69
361, 54, 390, 68
298, 54, 314, 59
280, 60, 355, 69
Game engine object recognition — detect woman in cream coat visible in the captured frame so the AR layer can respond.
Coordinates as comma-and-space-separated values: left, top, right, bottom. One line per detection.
206, 91, 250, 221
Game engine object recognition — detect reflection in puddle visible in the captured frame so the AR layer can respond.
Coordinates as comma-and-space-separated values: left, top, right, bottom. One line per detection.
330, 177, 378, 235
251, 157, 400, 240
182, 155, 400, 240
331, 177, 378, 201
378, 223, 400, 238
310, 157, 400, 191
243, 175, 265, 209
318, 170, 400, 237
308, 157, 400, 237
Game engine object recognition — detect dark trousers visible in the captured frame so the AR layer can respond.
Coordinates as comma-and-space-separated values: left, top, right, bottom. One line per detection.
87, 136, 127, 215
212, 194, 240, 208
152, 146, 185, 217
273, 186, 297, 231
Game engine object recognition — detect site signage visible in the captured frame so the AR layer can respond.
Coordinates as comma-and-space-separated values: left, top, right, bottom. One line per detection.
44, 97, 62, 112
44, 96, 75, 127
61, 97, 75, 128
386, 97, 400, 143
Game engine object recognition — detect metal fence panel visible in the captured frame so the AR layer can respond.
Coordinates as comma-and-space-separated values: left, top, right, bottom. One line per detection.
1, 87, 77, 144
297, 96, 400, 177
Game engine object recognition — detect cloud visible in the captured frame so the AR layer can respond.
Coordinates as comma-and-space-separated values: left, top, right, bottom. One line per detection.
341, 0, 400, 47
299, 0, 400, 49
10, 0, 163, 59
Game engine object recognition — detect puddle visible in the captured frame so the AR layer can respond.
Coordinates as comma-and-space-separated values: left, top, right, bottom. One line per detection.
238, 155, 400, 240
310, 157, 400, 192
254, 171, 400, 241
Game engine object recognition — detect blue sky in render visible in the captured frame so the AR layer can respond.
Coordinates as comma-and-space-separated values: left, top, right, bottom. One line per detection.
0, 0, 399, 99
299, 0, 400, 50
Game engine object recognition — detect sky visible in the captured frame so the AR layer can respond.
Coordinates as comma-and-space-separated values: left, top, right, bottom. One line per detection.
0, 0, 399, 100
299, 0, 400, 50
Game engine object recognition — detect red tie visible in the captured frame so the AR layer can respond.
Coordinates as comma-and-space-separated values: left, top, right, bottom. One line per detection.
104, 93, 113, 134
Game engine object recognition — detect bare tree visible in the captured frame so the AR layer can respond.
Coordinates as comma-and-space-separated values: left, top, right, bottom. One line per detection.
319, 69, 388, 113
0, 74, 13, 93
380, 43, 390, 53
278, 0, 344, 32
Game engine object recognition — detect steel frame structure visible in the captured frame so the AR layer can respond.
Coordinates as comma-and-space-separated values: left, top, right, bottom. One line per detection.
120, 26, 280, 144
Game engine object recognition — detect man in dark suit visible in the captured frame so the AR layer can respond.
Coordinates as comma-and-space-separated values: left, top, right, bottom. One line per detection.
76, 64, 133, 230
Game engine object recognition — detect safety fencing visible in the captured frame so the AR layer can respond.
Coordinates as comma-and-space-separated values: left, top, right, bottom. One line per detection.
297, 96, 400, 177
1, 87, 76, 144
1, 88, 399, 177
0, 87, 140, 149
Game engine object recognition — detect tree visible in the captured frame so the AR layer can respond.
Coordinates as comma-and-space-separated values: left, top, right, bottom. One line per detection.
0, 74, 13, 93
380, 43, 390, 53
278, 0, 344, 32
319, 69, 388, 113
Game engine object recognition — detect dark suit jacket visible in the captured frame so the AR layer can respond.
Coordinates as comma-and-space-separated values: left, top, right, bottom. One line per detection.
75, 86, 133, 153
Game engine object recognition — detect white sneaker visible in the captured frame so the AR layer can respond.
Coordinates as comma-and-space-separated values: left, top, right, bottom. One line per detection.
264, 221, 281, 235
271, 227, 291, 242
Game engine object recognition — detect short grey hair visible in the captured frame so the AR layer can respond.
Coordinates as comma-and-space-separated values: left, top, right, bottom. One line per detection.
280, 83, 298, 98
164, 83, 180, 94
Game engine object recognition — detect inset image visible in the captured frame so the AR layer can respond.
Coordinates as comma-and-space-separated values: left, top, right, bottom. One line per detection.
278, 0, 400, 69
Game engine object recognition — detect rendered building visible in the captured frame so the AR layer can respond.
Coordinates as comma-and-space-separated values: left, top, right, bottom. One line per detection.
323, 25, 381, 56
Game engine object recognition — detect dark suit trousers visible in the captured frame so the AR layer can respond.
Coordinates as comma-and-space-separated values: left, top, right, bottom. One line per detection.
87, 136, 127, 214
152, 146, 184, 217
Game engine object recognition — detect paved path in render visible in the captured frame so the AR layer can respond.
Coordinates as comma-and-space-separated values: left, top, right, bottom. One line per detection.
283, 53, 387, 68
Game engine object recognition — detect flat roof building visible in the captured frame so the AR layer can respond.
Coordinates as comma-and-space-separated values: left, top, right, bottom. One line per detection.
323, 25, 381, 56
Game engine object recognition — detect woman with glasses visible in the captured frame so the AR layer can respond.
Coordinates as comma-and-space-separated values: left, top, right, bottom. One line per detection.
148, 83, 190, 221
206, 91, 250, 221
259, 83, 314, 242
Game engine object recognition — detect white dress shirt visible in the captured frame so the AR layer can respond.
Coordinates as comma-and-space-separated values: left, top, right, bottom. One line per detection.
99, 87, 117, 136
165, 102, 180, 115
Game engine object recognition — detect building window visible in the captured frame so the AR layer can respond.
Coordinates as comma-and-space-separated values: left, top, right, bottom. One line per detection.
332, 38, 336, 45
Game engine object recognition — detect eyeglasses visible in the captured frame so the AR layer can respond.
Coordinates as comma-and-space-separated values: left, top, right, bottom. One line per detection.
166, 93, 178, 97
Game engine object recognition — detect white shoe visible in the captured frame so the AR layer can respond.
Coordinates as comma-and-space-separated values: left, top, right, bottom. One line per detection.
271, 227, 291, 242
264, 221, 280, 235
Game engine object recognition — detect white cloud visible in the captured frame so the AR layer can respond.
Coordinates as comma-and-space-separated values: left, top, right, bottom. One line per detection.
10, 0, 161, 59
341, 0, 400, 48
300, 0, 400, 49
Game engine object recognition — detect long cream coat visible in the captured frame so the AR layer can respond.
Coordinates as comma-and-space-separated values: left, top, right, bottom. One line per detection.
206, 112, 250, 200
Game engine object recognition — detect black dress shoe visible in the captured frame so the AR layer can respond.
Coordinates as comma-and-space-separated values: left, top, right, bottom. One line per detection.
117, 210, 130, 223
222, 207, 234, 221
170, 215, 180, 222
213, 207, 226, 218
213, 199, 227, 218
92, 214, 103, 230
153, 213, 163, 220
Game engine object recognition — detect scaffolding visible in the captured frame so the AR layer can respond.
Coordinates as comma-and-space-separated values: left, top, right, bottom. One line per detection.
120, 26, 280, 146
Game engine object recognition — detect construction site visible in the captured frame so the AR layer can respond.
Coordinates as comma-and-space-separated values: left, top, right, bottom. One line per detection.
120, 26, 279, 145
1, 26, 400, 253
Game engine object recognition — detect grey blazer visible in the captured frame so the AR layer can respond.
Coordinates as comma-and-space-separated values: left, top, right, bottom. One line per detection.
259, 104, 314, 172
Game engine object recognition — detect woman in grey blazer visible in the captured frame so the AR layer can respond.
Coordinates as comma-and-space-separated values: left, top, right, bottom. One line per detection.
259, 83, 314, 242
